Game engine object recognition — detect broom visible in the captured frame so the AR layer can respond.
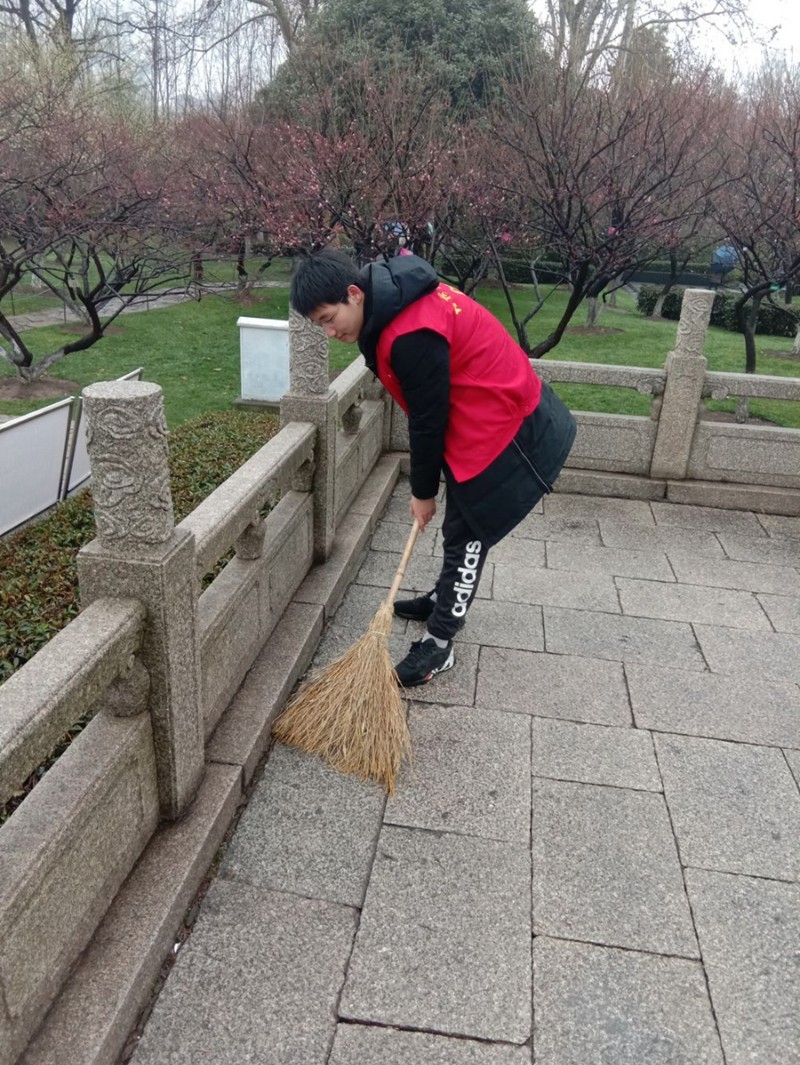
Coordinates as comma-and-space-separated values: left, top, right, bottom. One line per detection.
272, 519, 421, 795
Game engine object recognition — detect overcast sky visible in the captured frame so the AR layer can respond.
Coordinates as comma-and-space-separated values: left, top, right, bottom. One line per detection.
694, 0, 797, 73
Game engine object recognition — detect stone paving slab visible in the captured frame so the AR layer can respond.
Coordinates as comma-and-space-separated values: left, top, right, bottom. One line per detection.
220, 745, 385, 907
475, 647, 632, 725
654, 733, 800, 880
717, 532, 800, 567
616, 577, 771, 629
493, 564, 621, 612
371, 518, 435, 555
667, 552, 800, 595
329, 1025, 532, 1064
651, 501, 765, 535
509, 512, 602, 544
756, 512, 800, 540
757, 592, 800, 633
545, 541, 674, 581
531, 718, 661, 791
327, 584, 409, 634
598, 520, 726, 557
340, 826, 531, 1043
686, 869, 800, 1065
785, 748, 800, 788
626, 663, 800, 748
532, 779, 698, 956
695, 624, 800, 682
544, 494, 656, 525
533, 938, 724, 1065
130, 879, 356, 1065
451, 598, 545, 652
544, 606, 706, 670
386, 706, 531, 843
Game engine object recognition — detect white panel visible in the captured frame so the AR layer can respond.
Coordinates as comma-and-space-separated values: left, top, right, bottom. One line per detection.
0, 399, 74, 534
66, 400, 90, 493
238, 317, 289, 402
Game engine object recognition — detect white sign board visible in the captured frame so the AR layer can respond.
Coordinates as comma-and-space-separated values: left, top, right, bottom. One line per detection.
0, 398, 74, 535
238, 317, 289, 402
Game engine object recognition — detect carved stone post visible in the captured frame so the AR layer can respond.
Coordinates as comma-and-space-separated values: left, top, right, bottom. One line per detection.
76, 381, 203, 821
280, 308, 337, 561
650, 288, 715, 481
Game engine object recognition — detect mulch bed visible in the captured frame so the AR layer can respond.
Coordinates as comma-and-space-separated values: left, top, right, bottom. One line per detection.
0, 376, 80, 400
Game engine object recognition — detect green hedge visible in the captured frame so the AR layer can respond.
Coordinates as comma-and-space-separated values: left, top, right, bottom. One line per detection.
637, 285, 799, 338
0, 408, 279, 685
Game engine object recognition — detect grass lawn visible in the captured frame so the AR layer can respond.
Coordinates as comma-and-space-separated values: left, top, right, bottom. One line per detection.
3, 277, 800, 428
0, 287, 291, 427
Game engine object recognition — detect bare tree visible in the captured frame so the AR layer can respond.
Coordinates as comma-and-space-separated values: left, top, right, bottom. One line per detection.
0, 0, 84, 46
245, 0, 321, 52
533, 0, 752, 81
710, 61, 800, 372
0, 72, 190, 381
478, 57, 733, 355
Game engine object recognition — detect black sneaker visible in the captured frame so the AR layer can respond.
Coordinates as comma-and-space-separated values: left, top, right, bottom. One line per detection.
393, 590, 436, 622
395, 637, 455, 688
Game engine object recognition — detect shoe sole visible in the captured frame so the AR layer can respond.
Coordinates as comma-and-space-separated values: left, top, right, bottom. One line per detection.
397, 649, 456, 688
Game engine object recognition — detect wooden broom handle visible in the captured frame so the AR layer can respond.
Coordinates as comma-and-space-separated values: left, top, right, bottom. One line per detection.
386, 519, 421, 605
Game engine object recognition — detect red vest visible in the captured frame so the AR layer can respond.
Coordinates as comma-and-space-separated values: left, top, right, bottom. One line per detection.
376, 283, 541, 481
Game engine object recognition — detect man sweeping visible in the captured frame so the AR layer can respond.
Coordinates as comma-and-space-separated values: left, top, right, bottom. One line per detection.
290, 249, 577, 688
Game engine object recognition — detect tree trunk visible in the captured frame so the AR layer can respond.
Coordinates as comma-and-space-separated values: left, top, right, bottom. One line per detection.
793, 322, 800, 356
586, 296, 601, 328
236, 243, 248, 292
649, 250, 680, 318
739, 296, 761, 374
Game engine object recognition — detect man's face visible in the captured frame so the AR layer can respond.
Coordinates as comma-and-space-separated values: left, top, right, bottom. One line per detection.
309, 284, 365, 344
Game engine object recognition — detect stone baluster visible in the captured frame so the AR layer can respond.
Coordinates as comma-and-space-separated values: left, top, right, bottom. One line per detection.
76, 380, 204, 821
280, 308, 337, 561
650, 288, 715, 481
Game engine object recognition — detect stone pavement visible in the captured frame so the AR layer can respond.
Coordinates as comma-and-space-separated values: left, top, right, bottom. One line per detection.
128, 479, 800, 1065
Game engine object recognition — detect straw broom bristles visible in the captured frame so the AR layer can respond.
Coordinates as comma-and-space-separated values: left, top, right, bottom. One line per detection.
271, 520, 420, 795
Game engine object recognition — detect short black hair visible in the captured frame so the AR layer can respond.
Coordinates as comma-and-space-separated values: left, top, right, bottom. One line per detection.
290, 249, 363, 316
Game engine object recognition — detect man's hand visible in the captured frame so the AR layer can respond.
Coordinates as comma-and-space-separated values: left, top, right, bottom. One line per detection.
410, 495, 437, 531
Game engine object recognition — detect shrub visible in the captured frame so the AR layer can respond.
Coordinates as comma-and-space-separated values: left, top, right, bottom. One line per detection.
0, 408, 279, 685
636, 285, 799, 337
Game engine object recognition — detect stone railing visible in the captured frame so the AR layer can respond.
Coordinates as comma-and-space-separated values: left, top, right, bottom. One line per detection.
0, 313, 389, 1065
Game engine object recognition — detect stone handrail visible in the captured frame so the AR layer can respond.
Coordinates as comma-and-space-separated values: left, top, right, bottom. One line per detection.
535, 360, 666, 396
0, 597, 146, 806
703, 370, 800, 403
178, 420, 316, 580
331, 355, 373, 430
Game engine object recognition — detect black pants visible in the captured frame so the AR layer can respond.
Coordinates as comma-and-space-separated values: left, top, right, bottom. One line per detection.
426, 491, 489, 641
